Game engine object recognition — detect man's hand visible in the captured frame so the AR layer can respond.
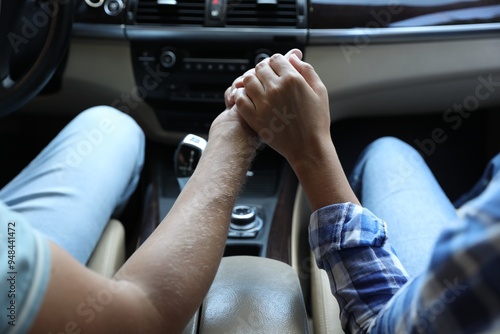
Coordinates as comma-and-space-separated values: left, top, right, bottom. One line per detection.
232, 50, 360, 210
224, 49, 303, 110
232, 51, 331, 168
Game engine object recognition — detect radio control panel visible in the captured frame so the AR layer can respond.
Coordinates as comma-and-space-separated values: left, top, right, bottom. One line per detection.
130, 41, 304, 132
131, 43, 299, 103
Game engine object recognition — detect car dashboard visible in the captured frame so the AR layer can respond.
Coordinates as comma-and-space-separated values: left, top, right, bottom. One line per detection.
22, 0, 500, 138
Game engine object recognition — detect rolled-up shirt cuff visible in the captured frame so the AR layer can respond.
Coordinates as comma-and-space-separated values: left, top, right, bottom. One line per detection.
309, 202, 388, 262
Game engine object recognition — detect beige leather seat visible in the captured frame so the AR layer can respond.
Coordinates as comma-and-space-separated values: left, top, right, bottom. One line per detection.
310, 249, 343, 334
86, 219, 126, 278
292, 185, 344, 334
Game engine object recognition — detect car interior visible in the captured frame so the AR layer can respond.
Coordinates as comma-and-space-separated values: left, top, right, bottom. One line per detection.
1, 0, 500, 333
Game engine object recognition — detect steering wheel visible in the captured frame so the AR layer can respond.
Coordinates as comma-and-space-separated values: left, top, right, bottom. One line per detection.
0, 0, 74, 117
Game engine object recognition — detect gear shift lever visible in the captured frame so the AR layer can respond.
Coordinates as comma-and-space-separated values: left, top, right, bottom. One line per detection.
174, 134, 207, 192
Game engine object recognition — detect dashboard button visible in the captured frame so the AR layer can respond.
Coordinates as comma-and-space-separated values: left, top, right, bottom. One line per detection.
160, 50, 176, 69
104, 0, 124, 16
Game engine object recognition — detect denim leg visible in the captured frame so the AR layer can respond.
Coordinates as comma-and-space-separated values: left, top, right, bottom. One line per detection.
0, 106, 145, 264
349, 137, 458, 277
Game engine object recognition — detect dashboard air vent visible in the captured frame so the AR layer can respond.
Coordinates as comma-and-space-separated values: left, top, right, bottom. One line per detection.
135, 0, 205, 25
225, 0, 298, 27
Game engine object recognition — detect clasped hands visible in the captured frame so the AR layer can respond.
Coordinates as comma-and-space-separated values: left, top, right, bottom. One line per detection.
210, 48, 331, 167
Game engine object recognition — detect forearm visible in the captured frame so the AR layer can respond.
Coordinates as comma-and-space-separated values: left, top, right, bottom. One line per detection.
114, 127, 255, 332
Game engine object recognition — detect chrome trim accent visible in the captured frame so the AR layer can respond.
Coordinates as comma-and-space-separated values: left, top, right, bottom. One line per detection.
309, 23, 500, 45
85, 0, 105, 8
72, 23, 126, 39
157, 0, 177, 5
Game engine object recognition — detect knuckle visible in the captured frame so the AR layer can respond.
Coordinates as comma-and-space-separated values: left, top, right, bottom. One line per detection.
255, 61, 267, 71
235, 94, 250, 110
242, 74, 254, 85
302, 62, 315, 73
269, 53, 284, 65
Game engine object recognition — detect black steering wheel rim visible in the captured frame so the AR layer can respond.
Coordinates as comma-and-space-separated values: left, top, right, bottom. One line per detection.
0, 0, 74, 117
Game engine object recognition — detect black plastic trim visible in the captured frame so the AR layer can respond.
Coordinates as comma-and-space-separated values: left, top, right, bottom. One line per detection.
72, 22, 500, 45
125, 26, 307, 43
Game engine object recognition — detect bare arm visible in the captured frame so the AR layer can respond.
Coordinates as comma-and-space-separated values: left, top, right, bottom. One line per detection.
233, 51, 360, 211
30, 108, 257, 334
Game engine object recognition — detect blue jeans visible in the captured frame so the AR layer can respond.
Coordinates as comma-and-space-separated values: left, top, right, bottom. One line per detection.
349, 137, 500, 277
0, 106, 145, 264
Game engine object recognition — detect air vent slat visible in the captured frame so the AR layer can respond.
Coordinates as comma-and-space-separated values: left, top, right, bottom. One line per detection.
226, 0, 298, 27
135, 0, 205, 25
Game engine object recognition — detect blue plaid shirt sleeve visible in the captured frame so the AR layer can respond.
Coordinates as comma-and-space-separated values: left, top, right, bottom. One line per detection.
309, 203, 410, 333
309, 202, 500, 334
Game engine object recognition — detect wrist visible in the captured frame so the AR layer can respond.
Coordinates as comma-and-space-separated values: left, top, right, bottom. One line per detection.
288, 139, 360, 210
287, 136, 336, 175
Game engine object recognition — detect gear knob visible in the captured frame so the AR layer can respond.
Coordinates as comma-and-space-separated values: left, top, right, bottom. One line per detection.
174, 134, 207, 192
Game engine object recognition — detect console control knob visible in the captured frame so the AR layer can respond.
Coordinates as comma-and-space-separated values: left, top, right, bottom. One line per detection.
160, 50, 177, 69
231, 205, 257, 227
229, 205, 263, 237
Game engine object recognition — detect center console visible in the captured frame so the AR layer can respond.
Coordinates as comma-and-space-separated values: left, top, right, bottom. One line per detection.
73, 0, 307, 260
121, 0, 308, 258
155, 143, 289, 258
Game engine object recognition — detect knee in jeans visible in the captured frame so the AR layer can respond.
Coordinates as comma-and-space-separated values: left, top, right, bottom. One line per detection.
360, 136, 426, 175
365, 137, 417, 159
77, 105, 145, 147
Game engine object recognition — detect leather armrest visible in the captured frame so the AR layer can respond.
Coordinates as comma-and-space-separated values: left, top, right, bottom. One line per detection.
86, 219, 126, 278
199, 256, 310, 334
